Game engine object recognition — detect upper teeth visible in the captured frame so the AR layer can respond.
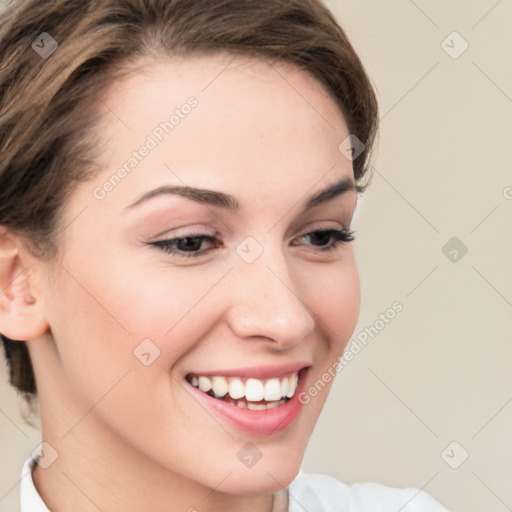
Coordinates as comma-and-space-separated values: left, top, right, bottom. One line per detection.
188, 372, 299, 401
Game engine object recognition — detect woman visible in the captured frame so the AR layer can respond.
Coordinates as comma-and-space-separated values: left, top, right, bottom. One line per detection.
0, 0, 448, 510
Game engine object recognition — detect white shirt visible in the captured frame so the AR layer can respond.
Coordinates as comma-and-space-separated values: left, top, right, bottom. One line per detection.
21, 456, 448, 512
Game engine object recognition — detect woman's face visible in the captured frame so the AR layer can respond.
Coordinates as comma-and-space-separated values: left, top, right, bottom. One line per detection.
36, 55, 360, 495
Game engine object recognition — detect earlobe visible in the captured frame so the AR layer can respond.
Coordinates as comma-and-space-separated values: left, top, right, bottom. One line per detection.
0, 227, 49, 341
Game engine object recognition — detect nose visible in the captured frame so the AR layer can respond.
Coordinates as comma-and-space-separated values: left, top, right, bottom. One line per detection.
225, 249, 315, 349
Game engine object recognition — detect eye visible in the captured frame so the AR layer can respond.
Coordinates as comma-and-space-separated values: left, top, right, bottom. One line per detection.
147, 228, 354, 259
148, 234, 223, 258
293, 228, 355, 252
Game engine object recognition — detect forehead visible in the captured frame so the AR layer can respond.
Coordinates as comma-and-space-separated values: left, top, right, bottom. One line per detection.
84, 54, 353, 209
101, 54, 345, 123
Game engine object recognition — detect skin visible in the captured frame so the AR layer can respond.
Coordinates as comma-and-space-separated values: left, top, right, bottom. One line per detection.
0, 54, 360, 511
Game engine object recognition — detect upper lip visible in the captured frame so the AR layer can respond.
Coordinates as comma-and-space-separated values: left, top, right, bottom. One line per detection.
186, 361, 311, 380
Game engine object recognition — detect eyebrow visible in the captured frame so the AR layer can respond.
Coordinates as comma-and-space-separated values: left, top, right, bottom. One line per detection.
126, 177, 357, 213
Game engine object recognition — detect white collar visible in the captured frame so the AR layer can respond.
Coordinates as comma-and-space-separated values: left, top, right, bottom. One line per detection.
20, 456, 51, 512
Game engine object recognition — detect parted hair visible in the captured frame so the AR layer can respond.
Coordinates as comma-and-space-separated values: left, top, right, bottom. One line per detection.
0, 0, 378, 398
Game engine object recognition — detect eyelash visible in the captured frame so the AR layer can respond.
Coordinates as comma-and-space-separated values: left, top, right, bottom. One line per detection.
148, 228, 355, 258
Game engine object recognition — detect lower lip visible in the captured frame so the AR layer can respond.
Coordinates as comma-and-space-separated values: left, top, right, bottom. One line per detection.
184, 369, 309, 436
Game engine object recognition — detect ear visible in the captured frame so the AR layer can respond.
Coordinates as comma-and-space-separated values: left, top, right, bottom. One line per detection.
0, 226, 49, 341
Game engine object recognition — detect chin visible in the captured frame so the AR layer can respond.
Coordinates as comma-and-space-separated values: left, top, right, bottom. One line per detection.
205, 440, 307, 496
221, 461, 302, 496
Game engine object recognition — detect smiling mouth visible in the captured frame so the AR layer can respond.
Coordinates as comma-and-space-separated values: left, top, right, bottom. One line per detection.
185, 369, 306, 411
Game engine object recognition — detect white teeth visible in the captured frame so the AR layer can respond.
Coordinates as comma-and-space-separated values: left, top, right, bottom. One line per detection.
188, 371, 301, 403
247, 399, 287, 410
280, 377, 288, 398
228, 378, 245, 400
245, 378, 264, 402
246, 401, 267, 411
198, 376, 212, 392
211, 376, 229, 398
287, 373, 298, 398
266, 399, 286, 409
264, 378, 282, 401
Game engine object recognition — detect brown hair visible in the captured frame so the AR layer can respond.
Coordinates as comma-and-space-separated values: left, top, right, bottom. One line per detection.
0, 0, 378, 398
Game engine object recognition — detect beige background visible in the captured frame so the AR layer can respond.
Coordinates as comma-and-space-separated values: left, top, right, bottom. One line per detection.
1, 1, 511, 511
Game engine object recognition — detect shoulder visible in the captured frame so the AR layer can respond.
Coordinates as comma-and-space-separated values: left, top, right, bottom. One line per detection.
288, 471, 448, 512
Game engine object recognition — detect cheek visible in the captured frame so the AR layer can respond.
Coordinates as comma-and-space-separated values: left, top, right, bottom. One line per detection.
293, 256, 359, 427
43, 253, 229, 394
42, 257, 228, 456
301, 254, 360, 349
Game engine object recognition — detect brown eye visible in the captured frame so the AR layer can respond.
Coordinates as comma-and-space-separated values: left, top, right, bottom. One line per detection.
150, 235, 222, 257
294, 229, 355, 251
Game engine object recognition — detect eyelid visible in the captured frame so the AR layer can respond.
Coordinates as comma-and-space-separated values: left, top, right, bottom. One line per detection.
148, 222, 346, 244
294, 220, 346, 237
146, 225, 219, 242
